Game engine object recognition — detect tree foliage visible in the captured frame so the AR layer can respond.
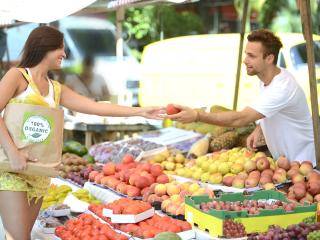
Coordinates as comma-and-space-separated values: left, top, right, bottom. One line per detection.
109, 4, 204, 59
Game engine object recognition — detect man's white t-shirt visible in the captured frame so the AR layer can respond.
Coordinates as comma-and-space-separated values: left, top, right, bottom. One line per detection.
250, 68, 315, 165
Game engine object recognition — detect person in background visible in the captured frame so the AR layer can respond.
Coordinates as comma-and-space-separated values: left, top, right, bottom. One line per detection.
64, 55, 110, 101
167, 29, 315, 165
0, 26, 162, 240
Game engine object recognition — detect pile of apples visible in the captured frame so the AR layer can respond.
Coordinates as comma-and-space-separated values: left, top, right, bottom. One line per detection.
149, 149, 187, 175
88, 154, 170, 197
174, 147, 318, 192
142, 181, 214, 216
280, 160, 320, 203
174, 148, 277, 187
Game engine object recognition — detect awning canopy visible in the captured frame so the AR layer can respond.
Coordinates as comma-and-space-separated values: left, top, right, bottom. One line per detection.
105, 0, 189, 9
0, 0, 96, 24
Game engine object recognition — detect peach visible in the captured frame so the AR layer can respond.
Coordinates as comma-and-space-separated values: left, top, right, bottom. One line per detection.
155, 184, 167, 196
126, 186, 141, 197
102, 162, 116, 176
156, 174, 170, 184
135, 176, 149, 189
150, 164, 163, 177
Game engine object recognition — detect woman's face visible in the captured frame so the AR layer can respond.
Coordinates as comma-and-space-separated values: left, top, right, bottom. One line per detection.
45, 45, 66, 70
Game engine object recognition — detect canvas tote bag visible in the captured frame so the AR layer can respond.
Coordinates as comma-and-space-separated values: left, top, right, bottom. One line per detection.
0, 103, 64, 176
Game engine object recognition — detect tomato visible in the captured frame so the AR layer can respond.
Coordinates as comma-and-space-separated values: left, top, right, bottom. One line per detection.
80, 229, 92, 238
98, 235, 108, 240
55, 226, 65, 237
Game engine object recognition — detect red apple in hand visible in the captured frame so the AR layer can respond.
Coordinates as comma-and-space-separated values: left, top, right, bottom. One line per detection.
166, 104, 181, 115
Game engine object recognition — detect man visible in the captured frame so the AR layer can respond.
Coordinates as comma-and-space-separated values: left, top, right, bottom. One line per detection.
168, 29, 315, 165
65, 55, 110, 101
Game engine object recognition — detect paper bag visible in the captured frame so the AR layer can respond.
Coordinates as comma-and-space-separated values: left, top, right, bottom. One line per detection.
0, 103, 64, 176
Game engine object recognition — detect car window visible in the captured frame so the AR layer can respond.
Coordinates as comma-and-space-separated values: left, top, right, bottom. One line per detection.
2, 23, 37, 61
67, 28, 128, 57
278, 52, 286, 68
290, 41, 320, 67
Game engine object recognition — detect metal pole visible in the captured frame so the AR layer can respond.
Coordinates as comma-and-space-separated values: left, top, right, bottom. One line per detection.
299, 0, 320, 169
116, 6, 125, 62
233, 0, 249, 110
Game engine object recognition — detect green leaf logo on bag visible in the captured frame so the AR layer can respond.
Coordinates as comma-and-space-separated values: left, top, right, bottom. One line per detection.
22, 115, 52, 143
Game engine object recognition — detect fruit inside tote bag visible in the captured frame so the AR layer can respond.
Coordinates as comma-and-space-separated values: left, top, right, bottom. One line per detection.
0, 103, 64, 176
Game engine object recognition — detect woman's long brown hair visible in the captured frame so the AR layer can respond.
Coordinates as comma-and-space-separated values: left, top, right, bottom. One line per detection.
17, 26, 64, 68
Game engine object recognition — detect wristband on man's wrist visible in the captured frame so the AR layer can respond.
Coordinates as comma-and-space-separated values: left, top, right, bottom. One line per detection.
194, 110, 200, 122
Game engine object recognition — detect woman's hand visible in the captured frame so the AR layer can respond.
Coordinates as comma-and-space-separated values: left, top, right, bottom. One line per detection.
139, 107, 166, 120
166, 104, 198, 123
7, 149, 37, 171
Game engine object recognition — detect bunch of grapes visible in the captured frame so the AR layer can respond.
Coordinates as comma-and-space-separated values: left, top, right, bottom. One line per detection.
223, 219, 246, 238
248, 222, 320, 240
303, 216, 316, 224
307, 230, 320, 240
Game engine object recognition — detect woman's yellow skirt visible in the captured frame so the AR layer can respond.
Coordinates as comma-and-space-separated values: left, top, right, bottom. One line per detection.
0, 172, 50, 203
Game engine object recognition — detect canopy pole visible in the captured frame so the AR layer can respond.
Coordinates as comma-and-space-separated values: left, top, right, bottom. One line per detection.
299, 0, 320, 169
233, 0, 248, 110
116, 6, 125, 62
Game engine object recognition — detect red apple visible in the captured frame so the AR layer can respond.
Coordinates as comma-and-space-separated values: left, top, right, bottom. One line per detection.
166, 104, 181, 115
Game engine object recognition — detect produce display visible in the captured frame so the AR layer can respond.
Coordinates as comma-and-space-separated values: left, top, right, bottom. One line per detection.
58, 153, 89, 179
89, 203, 192, 239
72, 189, 101, 204
55, 213, 128, 240
89, 138, 164, 163
41, 185, 101, 210
200, 199, 298, 214
35, 128, 320, 240
148, 149, 187, 174
142, 181, 213, 217
88, 154, 170, 198
41, 185, 72, 210
185, 190, 316, 238
66, 164, 102, 186
103, 198, 152, 214
223, 219, 246, 238
248, 222, 320, 240
63, 140, 88, 156
277, 160, 320, 203
37, 215, 70, 229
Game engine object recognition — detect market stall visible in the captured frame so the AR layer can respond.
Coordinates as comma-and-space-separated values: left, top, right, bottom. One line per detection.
1, 0, 320, 240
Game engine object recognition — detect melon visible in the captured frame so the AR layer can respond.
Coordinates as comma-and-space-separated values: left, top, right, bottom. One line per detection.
154, 232, 182, 240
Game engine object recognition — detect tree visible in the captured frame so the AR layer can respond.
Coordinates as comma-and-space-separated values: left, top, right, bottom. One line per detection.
109, 5, 204, 60
235, 0, 320, 34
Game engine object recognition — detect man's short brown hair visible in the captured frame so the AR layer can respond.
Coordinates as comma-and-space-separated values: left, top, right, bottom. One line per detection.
247, 29, 283, 64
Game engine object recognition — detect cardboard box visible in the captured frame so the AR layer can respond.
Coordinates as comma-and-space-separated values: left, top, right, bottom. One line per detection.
185, 190, 316, 238
103, 207, 155, 223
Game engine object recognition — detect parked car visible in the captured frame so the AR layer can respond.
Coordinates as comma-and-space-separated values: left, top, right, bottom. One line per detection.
1, 16, 141, 106
139, 33, 320, 110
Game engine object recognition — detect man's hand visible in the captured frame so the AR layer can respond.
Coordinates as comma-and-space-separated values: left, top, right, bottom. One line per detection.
166, 104, 198, 123
246, 125, 262, 151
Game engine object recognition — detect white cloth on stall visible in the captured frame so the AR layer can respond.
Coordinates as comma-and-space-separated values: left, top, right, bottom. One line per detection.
250, 68, 316, 165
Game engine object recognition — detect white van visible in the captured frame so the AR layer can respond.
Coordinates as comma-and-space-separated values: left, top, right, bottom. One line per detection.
2, 16, 141, 106
139, 33, 320, 110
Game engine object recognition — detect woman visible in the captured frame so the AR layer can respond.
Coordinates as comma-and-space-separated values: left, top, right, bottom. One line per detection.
0, 26, 161, 240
